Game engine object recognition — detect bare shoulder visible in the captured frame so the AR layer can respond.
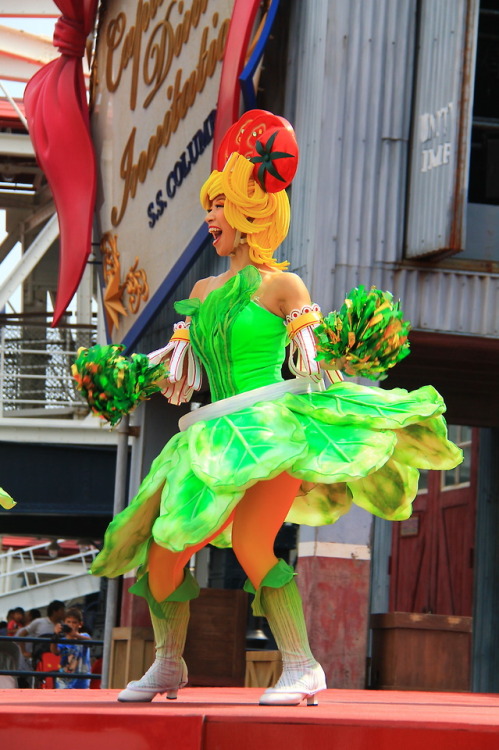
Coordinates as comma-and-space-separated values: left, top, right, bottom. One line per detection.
274, 272, 310, 297
189, 276, 214, 300
191, 271, 235, 301
266, 271, 312, 315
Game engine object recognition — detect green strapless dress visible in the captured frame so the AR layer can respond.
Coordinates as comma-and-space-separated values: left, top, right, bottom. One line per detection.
91, 265, 462, 578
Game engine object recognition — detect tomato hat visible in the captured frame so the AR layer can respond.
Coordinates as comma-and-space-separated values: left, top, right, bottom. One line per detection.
216, 109, 299, 193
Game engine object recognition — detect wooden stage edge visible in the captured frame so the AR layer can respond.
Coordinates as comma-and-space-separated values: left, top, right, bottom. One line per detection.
1, 688, 499, 750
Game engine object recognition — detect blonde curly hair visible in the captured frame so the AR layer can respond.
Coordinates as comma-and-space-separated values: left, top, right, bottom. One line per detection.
200, 153, 290, 269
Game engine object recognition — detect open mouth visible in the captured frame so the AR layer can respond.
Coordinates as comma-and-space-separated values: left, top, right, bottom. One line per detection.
208, 226, 222, 245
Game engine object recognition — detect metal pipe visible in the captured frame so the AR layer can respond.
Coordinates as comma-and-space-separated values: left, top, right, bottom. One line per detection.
472, 118, 499, 132
0, 669, 101, 680
0, 326, 5, 419
0, 635, 103, 646
0, 549, 99, 582
100, 414, 130, 688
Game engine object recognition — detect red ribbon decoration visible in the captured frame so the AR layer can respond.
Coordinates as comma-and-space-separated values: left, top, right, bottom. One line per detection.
24, 0, 98, 326
211, 0, 261, 169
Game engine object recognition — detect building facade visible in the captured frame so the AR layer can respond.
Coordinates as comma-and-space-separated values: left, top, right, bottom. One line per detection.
280, 0, 498, 690
1, 0, 498, 691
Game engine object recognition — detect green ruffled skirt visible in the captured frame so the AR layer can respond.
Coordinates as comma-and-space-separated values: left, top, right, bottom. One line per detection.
90, 380, 462, 578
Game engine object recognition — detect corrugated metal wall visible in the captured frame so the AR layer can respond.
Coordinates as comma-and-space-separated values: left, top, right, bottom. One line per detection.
283, 0, 499, 338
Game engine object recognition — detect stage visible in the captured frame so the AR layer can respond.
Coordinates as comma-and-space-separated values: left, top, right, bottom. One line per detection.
1, 688, 499, 749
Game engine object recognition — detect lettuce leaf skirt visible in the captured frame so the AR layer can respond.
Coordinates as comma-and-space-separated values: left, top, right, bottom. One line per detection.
90, 381, 462, 578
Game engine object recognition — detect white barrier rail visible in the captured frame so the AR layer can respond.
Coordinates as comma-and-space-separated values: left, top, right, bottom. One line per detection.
0, 539, 99, 602
0, 316, 96, 417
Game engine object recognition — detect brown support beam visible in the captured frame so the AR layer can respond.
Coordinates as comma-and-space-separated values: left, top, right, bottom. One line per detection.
0, 193, 35, 209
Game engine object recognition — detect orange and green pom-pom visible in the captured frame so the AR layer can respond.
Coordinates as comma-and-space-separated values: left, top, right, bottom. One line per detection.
314, 286, 411, 380
72, 344, 168, 426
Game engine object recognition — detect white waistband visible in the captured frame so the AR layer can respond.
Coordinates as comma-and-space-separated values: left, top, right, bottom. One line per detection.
178, 378, 323, 431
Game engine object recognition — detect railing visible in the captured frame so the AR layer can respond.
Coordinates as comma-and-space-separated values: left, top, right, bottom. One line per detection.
0, 634, 103, 684
0, 539, 99, 597
0, 313, 96, 417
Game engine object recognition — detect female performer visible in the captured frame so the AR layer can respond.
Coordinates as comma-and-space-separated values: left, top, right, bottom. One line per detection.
90, 110, 461, 706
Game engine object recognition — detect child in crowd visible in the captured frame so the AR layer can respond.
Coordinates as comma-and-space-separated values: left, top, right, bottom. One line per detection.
6, 607, 24, 636
51, 608, 91, 689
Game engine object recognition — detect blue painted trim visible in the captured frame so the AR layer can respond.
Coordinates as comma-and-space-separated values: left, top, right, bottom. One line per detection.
121, 223, 210, 350
239, 0, 281, 111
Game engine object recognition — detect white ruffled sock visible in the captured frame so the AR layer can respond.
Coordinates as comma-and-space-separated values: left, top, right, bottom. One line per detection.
126, 601, 189, 692
261, 579, 325, 692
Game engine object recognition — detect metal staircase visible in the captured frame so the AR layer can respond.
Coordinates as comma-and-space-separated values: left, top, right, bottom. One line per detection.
0, 539, 100, 614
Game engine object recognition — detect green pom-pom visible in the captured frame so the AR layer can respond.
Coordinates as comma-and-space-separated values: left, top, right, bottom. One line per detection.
315, 286, 411, 380
0, 487, 16, 510
71, 344, 168, 426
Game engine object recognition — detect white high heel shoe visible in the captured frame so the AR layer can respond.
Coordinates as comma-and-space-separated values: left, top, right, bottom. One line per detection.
259, 662, 326, 706
117, 657, 188, 702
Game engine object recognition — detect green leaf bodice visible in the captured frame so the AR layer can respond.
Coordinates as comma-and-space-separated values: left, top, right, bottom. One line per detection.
175, 265, 287, 401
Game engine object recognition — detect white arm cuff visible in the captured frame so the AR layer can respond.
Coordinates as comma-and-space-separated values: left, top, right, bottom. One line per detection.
148, 322, 202, 405
286, 305, 343, 384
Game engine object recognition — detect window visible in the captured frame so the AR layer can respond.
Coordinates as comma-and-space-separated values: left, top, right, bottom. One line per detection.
465, 0, 499, 263
442, 425, 472, 488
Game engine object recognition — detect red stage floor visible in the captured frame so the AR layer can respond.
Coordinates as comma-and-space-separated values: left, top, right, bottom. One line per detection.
1, 688, 499, 750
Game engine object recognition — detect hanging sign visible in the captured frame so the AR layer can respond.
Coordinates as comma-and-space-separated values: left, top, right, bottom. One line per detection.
91, 0, 235, 342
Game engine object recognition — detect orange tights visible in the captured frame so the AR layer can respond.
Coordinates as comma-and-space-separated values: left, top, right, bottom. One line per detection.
148, 472, 301, 601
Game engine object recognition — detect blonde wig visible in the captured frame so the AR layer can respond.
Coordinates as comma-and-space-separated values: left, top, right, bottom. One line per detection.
200, 153, 290, 269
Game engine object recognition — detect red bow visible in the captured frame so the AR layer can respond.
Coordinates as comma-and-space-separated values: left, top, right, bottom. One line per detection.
24, 0, 98, 325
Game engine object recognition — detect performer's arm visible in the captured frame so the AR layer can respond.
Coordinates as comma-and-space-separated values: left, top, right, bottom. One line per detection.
147, 280, 207, 405
279, 274, 344, 384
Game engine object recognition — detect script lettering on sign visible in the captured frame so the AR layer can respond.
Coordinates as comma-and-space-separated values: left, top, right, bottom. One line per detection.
92, 0, 234, 342
101, 0, 230, 227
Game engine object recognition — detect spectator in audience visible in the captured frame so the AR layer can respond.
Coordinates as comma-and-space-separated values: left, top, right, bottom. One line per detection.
17, 600, 65, 666
16, 608, 42, 659
25, 608, 42, 626
51, 608, 91, 689
17, 600, 65, 640
0, 610, 15, 636
7, 607, 25, 636
0, 640, 22, 688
